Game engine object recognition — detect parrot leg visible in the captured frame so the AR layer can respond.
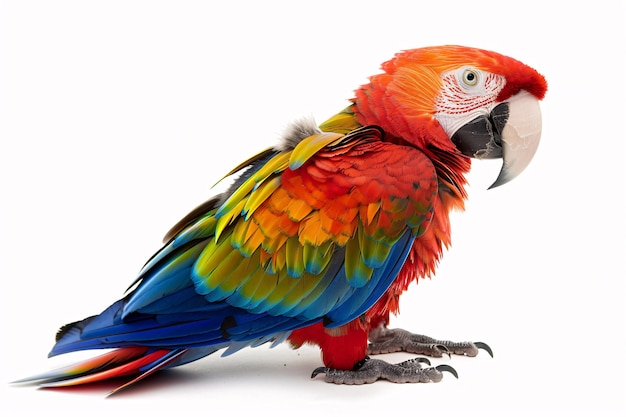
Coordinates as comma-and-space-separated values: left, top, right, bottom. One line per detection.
367, 325, 493, 358
311, 356, 457, 384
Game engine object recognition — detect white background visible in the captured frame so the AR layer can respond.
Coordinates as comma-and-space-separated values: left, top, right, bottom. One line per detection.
1, 1, 624, 416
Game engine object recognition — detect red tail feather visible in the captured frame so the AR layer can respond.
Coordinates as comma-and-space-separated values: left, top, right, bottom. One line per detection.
14, 347, 185, 396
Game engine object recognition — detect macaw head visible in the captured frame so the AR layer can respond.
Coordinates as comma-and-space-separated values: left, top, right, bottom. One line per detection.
353, 45, 548, 188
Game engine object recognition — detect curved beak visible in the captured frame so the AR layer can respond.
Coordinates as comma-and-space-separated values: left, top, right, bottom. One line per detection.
451, 90, 542, 189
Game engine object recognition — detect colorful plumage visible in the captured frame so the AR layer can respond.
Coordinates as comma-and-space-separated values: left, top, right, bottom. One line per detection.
15, 45, 547, 394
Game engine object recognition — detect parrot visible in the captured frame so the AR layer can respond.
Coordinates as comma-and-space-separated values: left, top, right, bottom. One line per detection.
14, 45, 547, 395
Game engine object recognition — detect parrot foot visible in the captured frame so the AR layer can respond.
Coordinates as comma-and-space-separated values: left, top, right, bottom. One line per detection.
311, 356, 457, 384
368, 326, 493, 358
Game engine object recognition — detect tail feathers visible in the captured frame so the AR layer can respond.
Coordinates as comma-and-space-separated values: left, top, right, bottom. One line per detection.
13, 346, 187, 396
105, 349, 189, 396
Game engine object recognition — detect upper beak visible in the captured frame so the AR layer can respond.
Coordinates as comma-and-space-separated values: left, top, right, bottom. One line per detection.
450, 90, 542, 189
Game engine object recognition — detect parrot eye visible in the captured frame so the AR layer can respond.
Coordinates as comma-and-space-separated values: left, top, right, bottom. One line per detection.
461, 69, 479, 87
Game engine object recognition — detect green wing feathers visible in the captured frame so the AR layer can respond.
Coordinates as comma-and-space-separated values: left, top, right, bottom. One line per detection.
191, 127, 437, 311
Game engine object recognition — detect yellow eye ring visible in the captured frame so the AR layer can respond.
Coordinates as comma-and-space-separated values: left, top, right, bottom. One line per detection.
462, 69, 479, 86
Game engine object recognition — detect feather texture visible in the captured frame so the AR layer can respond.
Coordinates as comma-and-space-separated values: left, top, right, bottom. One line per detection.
17, 45, 547, 393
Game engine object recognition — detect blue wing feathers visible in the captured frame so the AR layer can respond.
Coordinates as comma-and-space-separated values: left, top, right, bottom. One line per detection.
324, 231, 414, 327
54, 229, 411, 353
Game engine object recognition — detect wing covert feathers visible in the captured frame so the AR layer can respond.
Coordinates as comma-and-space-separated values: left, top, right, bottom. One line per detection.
192, 126, 437, 312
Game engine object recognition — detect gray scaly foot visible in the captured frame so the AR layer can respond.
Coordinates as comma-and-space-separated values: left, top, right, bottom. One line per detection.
311, 357, 457, 384
368, 325, 493, 358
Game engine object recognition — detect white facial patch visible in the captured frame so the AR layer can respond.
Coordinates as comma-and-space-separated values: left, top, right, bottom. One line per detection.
434, 67, 506, 137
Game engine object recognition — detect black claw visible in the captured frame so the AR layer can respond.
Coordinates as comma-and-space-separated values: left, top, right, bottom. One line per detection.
352, 356, 370, 371
436, 344, 452, 358
474, 342, 494, 358
435, 364, 458, 379
311, 367, 328, 379
416, 357, 431, 366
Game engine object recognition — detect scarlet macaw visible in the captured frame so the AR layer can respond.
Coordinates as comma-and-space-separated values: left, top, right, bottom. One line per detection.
16, 45, 547, 393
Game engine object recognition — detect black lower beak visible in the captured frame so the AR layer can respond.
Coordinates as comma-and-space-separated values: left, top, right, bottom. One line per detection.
451, 102, 509, 160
